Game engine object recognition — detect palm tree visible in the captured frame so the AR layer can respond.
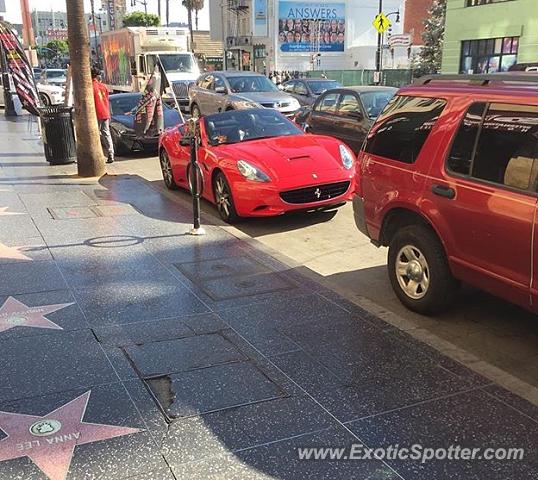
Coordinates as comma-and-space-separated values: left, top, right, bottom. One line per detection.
193, 0, 204, 31
182, 0, 194, 44
65, 0, 105, 177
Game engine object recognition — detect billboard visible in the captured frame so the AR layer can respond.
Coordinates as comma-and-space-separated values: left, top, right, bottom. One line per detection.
278, 2, 345, 53
253, 0, 268, 37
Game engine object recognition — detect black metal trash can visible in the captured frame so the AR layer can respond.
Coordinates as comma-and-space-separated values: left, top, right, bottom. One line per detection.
40, 105, 76, 165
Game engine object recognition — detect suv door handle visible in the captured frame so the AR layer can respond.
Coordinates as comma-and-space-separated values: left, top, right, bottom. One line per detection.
432, 184, 455, 199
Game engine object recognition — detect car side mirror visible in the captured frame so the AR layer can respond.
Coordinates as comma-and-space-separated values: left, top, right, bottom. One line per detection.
215, 86, 226, 94
179, 136, 192, 147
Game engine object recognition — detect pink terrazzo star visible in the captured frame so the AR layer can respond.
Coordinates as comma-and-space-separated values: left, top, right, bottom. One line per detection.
0, 297, 73, 333
0, 391, 141, 480
0, 242, 32, 261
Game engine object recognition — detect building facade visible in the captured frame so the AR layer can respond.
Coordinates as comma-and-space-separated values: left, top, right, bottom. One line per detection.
442, 0, 538, 73
210, 0, 419, 72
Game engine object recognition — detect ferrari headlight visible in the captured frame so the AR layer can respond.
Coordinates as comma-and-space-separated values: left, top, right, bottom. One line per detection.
234, 100, 261, 110
339, 144, 354, 170
237, 160, 270, 182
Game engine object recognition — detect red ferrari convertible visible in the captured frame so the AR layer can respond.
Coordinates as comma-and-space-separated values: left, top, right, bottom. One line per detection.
158, 108, 356, 222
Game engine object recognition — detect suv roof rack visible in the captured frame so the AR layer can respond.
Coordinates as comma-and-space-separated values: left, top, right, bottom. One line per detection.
415, 73, 538, 86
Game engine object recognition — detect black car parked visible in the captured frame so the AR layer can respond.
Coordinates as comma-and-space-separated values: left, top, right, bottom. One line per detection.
109, 93, 182, 155
281, 78, 342, 106
295, 86, 396, 154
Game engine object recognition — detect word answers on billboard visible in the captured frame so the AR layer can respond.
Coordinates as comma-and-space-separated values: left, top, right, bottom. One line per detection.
278, 2, 345, 53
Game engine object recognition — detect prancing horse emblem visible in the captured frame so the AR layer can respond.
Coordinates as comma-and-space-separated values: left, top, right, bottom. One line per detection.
314, 188, 322, 199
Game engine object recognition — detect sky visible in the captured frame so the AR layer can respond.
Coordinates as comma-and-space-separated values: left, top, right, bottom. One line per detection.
1, 0, 210, 30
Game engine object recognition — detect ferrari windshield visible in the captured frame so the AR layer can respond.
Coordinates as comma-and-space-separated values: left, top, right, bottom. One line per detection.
204, 109, 303, 145
228, 75, 279, 93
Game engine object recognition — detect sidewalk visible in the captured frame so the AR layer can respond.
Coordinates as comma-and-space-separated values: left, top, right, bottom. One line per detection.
0, 115, 536, 480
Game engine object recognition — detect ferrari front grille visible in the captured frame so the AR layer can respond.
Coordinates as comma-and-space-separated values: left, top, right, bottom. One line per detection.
279, 181, 350, 204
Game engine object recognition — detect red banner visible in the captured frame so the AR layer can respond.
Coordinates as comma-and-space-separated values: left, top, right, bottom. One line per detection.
0, 21, 40, 116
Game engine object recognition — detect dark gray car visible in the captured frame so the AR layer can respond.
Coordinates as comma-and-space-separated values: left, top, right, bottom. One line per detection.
189, 71, 301, 117
281, 78, 342, 106
297, 86, 397, 154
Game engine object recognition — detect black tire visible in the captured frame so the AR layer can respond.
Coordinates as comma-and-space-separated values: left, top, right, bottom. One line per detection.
212, 171, 239, 223
388, 224, 458, 315
191, 103, 201, 119
111, 130, 130, 156
160, 149, 179, 190
39, 92, 50, 106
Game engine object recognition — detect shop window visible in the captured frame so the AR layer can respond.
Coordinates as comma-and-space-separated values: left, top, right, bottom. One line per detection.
460, 36, 519, 73
466, 0, 515, 6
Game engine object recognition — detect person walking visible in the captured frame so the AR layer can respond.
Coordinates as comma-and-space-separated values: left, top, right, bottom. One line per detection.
91, 67, 114, 164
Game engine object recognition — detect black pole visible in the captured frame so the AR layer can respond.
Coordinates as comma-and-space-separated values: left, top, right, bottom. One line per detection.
188, 120, 205, 235
375, 0, 382, 85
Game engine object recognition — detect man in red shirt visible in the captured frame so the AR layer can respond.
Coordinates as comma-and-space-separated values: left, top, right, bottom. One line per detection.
91, 68, 114, 163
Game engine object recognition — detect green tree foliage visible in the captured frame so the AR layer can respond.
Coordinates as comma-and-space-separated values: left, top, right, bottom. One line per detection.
413, 0, 447, 76
46, 40, 69, 55
182, 0, 194, 43
122, 11, 161, 27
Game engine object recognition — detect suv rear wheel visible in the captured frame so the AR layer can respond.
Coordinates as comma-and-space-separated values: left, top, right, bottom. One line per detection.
388, 225, 457, 315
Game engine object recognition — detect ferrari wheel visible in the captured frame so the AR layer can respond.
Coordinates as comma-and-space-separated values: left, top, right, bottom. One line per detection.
213, 172, 238, 223
160, 150, 178, 190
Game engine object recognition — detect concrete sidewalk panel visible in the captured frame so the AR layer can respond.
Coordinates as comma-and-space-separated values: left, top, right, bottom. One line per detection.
147, 361, 287, 419
0, 260, 67, 296
73, 282, 209, 326
125, 333, 246, 378
0, 329, 118, 403
347, 389, 538, 480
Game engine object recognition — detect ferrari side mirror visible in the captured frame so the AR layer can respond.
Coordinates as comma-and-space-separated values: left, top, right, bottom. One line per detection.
179, 136, 192, 147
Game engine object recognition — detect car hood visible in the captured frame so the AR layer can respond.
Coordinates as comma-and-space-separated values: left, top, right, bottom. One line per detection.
214, 135, 344, 179
112, 109, 182, 133
232, 91, 295, 106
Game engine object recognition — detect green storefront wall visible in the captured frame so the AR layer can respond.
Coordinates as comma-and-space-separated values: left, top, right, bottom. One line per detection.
441, 0, 538, 73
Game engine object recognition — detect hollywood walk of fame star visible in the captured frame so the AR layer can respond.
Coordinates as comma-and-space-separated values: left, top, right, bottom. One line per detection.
0, 297, 74, 333
0, 207, 24, 216
0, 391, 142, 480
0, 242, 33, 261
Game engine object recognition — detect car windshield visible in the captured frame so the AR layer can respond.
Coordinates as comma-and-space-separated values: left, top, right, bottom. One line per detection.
204, 109, 303, 145
159, 54, 196, 73
110, 95, 171, 116
360, 90, 396, 119
308, 80, 341, 95
46, 70, 66, 78
228, 76, 279, 93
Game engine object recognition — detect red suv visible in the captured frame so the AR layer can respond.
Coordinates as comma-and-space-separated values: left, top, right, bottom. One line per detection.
353, 74, 538, 314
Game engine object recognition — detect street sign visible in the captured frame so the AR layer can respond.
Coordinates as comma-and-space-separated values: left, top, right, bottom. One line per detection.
388, 34, 412, 47
373, 13, 391, 34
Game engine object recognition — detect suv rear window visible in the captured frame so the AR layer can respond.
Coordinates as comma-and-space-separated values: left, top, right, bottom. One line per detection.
447, 102, 538, 191
363, 95, 446, 164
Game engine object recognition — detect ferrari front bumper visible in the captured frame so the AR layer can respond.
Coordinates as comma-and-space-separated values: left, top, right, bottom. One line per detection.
230, 171, 355, 217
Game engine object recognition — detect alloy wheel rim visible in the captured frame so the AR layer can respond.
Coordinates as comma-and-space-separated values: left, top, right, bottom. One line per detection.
215, 177, 231, 218
395, 245, 430, 300
160, 152, 173, 185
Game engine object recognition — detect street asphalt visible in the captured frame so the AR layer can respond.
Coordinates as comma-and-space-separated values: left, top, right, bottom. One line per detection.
0, 114, 536, 479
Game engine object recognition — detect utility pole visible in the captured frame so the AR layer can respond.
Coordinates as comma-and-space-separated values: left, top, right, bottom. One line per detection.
157, 0, 161, 22
89, 0, 99, 64
166, 0, 169, 26
375, 0, 382, 84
